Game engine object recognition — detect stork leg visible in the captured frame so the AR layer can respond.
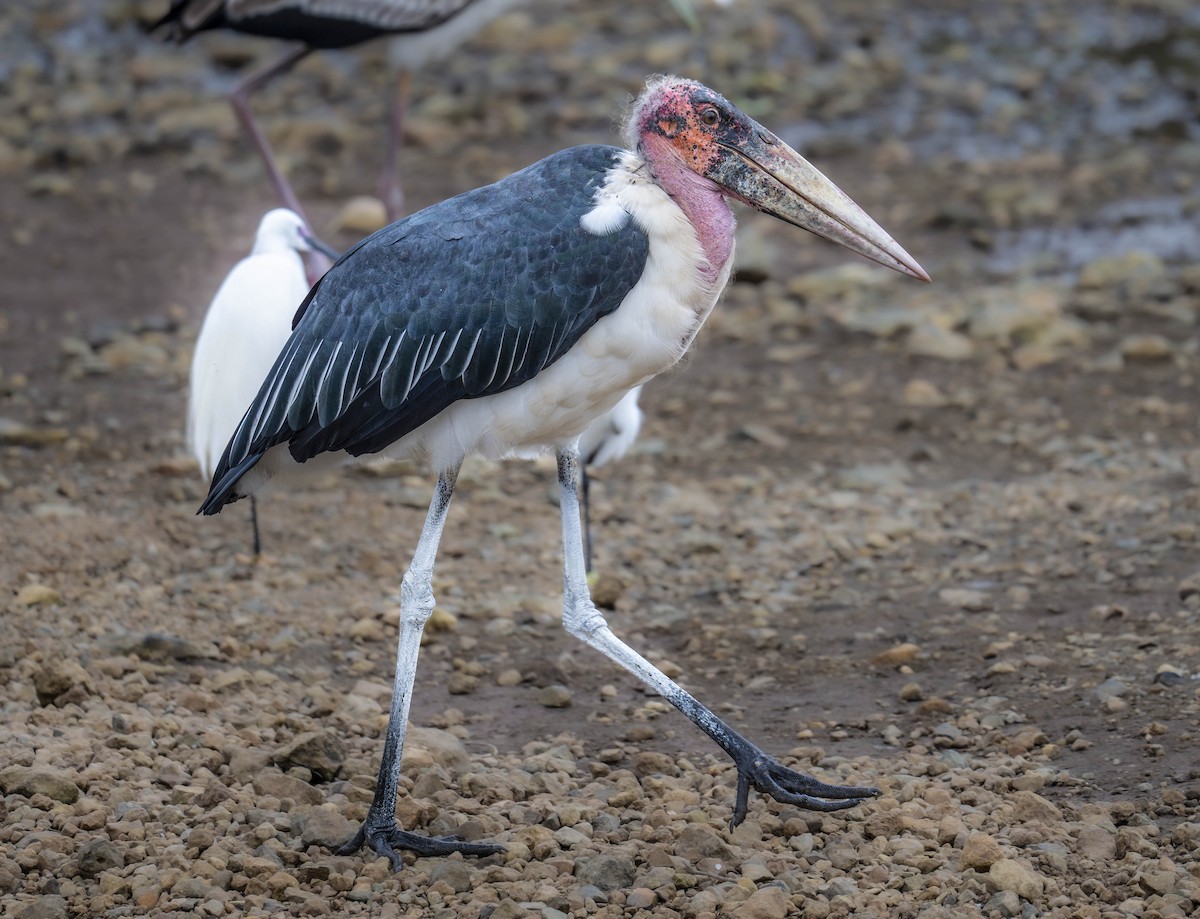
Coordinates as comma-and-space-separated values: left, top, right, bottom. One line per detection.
337, 465, 504, 870
228, 45, 333, 283
249, 495, 261, 557
380, 69, 413, 221
555, 447, 880, 826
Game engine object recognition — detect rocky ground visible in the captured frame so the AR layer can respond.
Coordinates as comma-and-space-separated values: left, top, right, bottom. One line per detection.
2, 1, 1200, 917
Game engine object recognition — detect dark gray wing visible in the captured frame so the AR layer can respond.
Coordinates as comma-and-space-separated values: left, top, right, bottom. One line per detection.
201, 144, 648, 513
154, 0, 478, 45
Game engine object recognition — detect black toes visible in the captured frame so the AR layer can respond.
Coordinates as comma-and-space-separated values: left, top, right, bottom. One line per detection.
731, 750, 877, 826
335, 827, 367, 857
336, 821, 504, 870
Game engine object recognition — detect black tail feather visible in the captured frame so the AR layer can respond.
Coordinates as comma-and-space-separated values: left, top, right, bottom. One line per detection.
198, 452, 264, 516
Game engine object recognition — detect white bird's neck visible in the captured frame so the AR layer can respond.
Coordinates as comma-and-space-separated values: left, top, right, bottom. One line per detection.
251, 237, 306, 262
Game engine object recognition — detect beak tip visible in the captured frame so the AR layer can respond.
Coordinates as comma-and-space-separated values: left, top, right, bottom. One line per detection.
894, 250, 931, 283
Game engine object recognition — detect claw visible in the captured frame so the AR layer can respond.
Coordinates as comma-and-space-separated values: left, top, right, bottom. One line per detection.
336, 820, 504, 871
729, 749, 879, 828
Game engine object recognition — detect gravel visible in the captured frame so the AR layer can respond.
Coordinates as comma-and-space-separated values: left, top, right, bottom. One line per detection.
3, 0, 1200, 916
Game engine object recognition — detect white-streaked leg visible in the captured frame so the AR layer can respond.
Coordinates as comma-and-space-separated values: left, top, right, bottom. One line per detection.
338, 465, 503, 869
555, 447, 879, 826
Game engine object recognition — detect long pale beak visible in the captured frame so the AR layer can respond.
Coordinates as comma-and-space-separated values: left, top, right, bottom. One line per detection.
712, 129, 930, 282
301, 228, 341, 262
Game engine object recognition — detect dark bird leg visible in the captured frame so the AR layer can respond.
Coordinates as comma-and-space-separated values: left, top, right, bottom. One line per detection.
380, 69, 413, 221
228, 45, 333, 283
337, 465, 504, 869
228, 45, 312, 219
555, 448, 880, 826
249, 495, 261, 557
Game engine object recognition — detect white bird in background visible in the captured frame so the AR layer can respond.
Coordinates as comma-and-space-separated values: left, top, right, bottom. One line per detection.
578, 384, 643, 570
187, 208, 338, 554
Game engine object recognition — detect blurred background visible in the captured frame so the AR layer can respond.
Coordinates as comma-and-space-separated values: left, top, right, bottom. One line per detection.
2, 1, 1199, 916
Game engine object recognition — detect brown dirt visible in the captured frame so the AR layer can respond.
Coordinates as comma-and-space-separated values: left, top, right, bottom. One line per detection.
2, 1, 1199, 917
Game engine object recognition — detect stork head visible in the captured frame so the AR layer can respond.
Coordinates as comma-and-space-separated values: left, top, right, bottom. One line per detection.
253, 208, 340, 261
627, 76, 929, 282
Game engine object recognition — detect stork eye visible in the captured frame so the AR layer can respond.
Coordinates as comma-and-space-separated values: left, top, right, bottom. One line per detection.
699, 107, 720, 127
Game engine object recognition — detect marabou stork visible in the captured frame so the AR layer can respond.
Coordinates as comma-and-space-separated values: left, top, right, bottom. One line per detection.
199, 75, 929, 868
187, 208, 338, 555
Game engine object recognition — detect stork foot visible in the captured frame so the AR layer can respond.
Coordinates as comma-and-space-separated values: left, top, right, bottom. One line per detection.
730, 745, 879, 828
336, 821, 504, 872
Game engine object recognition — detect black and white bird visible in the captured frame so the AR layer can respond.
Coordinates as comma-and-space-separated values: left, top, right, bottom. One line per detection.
199, 75, 929, 868
187, 208, 338, 554
153, 0, 526, 223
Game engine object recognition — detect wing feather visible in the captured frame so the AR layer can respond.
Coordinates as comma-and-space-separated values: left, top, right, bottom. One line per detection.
201, 145, 650, 513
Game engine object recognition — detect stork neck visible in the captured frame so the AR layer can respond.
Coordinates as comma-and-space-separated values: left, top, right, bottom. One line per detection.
641, 136, 735, 281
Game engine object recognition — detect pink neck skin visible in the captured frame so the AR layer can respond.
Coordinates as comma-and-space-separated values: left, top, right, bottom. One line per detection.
641, 133, 736, 283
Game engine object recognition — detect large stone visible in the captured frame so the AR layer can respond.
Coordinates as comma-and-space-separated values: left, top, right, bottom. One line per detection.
870, 642, 921, 667
33, 659, 92, 706
1077, 250, 1166, 295
538, 684, 573, 708
674, 823, 733, 862
402, 726, 469, 773
988, 859, 1045, 901
625, 888, 657, 909
575, 853, 635, 891
275, 732, 346, 782
1010, 790, 1062, 823
836, 461, 912, 491
428, 859, 473, 893
252, 771, 325, 806
0, 420, 69, 448
487, 902, 536, 919
739, 886, 792, 919
984, 890, 1022, 918
1074, 825, 1116, 861
0, 767, 80, 803
295, 804, 356, 849
228, 748, 273, 783
968, 284, 1065, 344
938, 588, 992, 612
76, 838, 124, 878
960, 833, 1003, 870
907, 323, 974, 360
332, 195, 388, 234
1119, 334, 1173, 362
16, 896, 68, 919
903, 379, 948, 407
15, 584, 62, 606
